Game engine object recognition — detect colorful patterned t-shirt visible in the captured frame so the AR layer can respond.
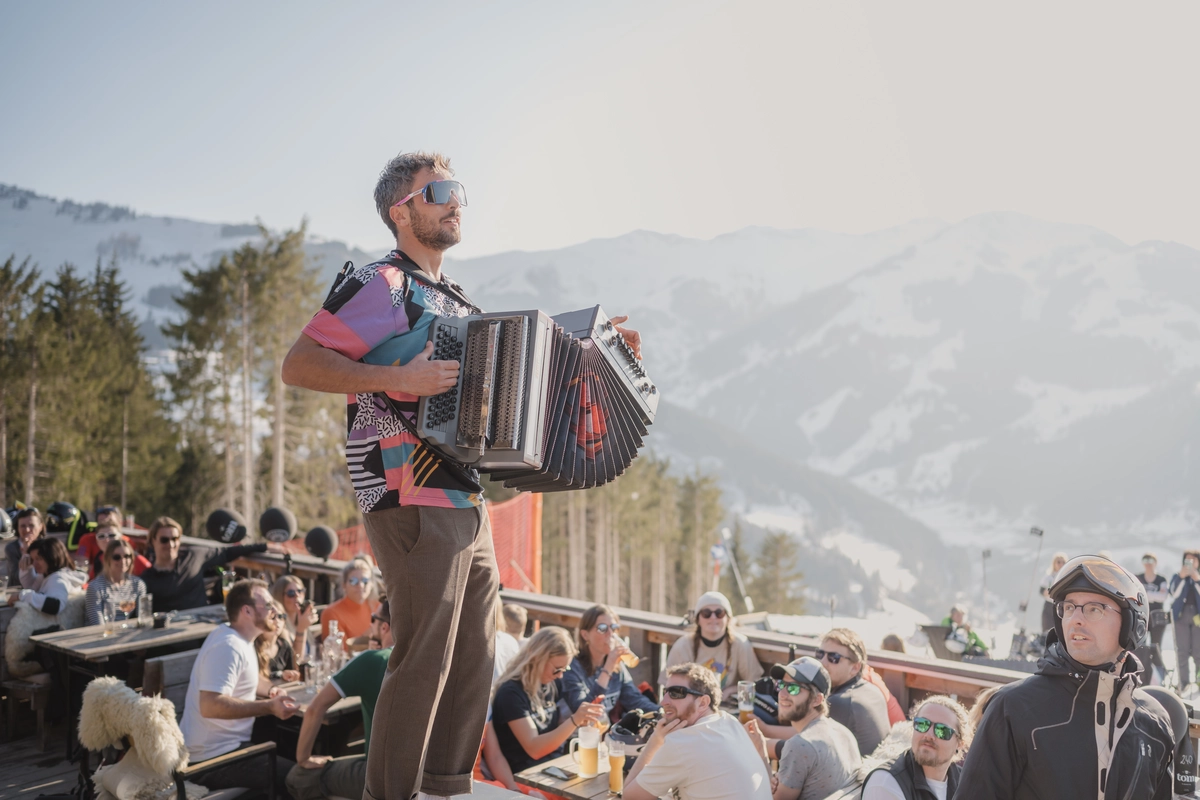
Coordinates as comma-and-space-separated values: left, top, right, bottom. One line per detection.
301, 251, 483, 513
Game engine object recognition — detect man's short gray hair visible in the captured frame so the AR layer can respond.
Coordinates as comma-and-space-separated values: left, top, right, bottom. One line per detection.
374, 151, 454, 237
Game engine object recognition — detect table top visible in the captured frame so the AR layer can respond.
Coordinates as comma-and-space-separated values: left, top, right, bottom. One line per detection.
276, 681, 362, 720
30, 608, 225, 662
515, 752, 622, 800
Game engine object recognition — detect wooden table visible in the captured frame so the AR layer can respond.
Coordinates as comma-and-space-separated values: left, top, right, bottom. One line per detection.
30, 612, 222, 663
277, 681, 362, 720
516, 752, 623, 800
30, 609, 224, 760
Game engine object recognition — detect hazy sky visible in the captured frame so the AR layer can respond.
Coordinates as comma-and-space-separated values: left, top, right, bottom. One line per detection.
2, 1, 1197, 258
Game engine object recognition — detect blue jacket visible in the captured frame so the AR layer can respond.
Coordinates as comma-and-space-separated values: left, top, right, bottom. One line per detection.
1168, 574, 1200, 621
561, 656, 659, 718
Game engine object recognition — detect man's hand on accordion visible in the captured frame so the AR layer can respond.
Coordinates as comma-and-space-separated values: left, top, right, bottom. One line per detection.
398, 340, 462, 396
609, 315, 643, 360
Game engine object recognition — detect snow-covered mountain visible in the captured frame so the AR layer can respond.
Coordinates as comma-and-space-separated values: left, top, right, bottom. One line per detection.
6, 182, 1196, 621
0, 184, 376, 348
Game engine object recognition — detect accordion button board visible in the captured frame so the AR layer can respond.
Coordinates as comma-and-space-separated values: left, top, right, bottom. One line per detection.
415, 305, 658, 491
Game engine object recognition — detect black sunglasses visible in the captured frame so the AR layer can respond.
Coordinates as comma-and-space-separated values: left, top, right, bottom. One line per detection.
110, 553, 134, 562
663, 685, 707, 700
814, 649, 850, 665
552, 665, 568, 676
913, 716, 957, 741
159, 536, 181, 544
698, 608, 727, 620
96, 505, 119, 515
285, 589, 304, 599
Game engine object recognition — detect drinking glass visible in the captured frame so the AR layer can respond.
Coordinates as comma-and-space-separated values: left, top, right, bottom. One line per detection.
221, 571, 236, 600
608, 739, 626, 794
99, 601, 115, 637
138, 594, 153, 628
738, 680, 756, 724
0, 575, 9, 594
618, 637, 640, 669
570, 725, 600, 778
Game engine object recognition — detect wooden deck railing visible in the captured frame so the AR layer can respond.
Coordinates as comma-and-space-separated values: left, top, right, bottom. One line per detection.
229, 550, 1029, 710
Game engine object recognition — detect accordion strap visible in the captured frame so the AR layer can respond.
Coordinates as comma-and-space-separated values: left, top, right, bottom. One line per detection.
383, 252, 483, 314
322, 258, 483, 494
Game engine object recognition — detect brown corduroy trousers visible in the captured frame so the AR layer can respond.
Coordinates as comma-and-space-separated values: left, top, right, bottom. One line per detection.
363, 503, 498, 799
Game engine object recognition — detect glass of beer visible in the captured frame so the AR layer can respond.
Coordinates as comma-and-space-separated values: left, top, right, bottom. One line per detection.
618, 636, 640, 669
608, 739, 626, 794
738, 680, 756, 724
570, 725, 600, 778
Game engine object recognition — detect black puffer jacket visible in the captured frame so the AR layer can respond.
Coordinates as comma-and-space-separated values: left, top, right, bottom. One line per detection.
957, 633, 1174, 799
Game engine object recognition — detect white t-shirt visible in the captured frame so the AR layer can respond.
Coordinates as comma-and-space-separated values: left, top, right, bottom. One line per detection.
862, 770, 948, 800
494, 630, 521, 682
634, 711, 772, 800
179, 623, 260, 762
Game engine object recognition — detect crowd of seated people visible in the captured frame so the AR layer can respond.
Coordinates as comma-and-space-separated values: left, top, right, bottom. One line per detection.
5, 502, 1081, 799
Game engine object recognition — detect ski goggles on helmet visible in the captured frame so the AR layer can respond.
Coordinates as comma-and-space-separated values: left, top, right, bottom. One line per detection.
1049, 555, 1143, 606
393, 180, 467, 208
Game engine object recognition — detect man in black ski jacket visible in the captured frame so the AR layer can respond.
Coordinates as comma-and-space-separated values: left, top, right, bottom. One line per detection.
958, 554, 1174, 799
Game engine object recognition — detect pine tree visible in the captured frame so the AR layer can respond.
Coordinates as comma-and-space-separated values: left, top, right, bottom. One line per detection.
748, 531, 806, 615
0, 256, 40, 506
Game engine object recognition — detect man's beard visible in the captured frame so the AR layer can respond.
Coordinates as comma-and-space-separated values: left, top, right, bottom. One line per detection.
256, 610, 277, 633
410, 207, 461, 251
779, 692, 815, 723
913, 743, 953, 770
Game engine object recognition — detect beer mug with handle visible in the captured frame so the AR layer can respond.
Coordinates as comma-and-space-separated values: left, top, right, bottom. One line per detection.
569, 725, 600, 778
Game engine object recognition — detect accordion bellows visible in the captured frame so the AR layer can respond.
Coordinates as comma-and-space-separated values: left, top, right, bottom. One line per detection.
416, 306, 658, 491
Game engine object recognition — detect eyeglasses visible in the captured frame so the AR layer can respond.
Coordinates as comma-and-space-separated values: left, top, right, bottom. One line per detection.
392, 180, 468, 208
284, 589, 305, 599
778, 680, 809, 696
159, 536, 181, 545
96, 505, 119, 516
551, 665, 568, 676
346, 576, 372, 587
97, 531, 119, 540
913, 716, 957, 741
1056, 600, 1119, 621
1143, 558, 1156, 564
814, 649, 851, 665
110, 553, 134, 562
698, 608, 727, 620
663, 685, 707, 700
255, 603, 279, 619
593, 622, 621, 634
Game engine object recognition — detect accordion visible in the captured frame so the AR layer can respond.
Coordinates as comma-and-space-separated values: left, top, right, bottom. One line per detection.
415, 306, 658, 491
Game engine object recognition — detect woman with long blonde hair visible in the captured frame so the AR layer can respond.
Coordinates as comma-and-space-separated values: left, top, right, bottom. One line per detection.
490, 627, 605, 772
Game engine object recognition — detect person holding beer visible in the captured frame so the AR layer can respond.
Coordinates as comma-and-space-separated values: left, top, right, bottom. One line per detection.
660, 591, 764, 700
744, 656, 861, 800
622, 663, 771, 800
563, 604, 660, 723
491, 627, 606, 772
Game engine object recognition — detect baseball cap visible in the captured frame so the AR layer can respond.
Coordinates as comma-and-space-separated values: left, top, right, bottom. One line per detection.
770, 656, 830, 696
